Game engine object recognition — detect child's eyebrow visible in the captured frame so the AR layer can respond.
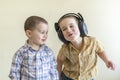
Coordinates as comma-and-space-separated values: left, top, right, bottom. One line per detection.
61, 26, 66, 29
61, 23, 74, 29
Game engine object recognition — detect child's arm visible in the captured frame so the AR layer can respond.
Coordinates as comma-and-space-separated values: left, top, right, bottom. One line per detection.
98, 51, 115, 70
50, 53, 59, 80
57, 57, 63, 80
9, 51, 23, 80
95, 38, 115, 70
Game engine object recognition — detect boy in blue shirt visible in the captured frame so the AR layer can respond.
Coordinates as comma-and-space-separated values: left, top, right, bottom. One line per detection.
9, 16, 59, 80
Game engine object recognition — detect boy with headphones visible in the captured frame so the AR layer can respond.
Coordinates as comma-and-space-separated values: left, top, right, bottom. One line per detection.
55, 13, 115, 80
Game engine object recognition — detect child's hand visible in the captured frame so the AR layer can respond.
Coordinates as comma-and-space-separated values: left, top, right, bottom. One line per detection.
106, 60, 115, 70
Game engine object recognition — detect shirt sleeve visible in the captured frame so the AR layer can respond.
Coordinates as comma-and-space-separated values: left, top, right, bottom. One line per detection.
95, 38, 105, 54
49, 50, 59, 80
9, 50, 23, 80
57, 45, 66, 62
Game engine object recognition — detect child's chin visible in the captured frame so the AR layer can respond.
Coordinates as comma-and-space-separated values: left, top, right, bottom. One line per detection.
40, 42, 45, 45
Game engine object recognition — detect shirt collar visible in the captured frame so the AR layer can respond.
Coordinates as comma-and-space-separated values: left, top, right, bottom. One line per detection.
24, 40, 46, 51
68, 36, 88, 53
83, 36, 89, 46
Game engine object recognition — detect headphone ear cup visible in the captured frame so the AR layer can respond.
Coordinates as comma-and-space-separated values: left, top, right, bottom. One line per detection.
58, 30, 69, 44
78, 22, 88, 37
58, 30, 64, 41
54, 23, 69, 44
54, 22, 62, 39
54, 23, 60, 32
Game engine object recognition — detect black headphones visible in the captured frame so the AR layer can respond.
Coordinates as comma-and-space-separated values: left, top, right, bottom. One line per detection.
54, 13, 88, 44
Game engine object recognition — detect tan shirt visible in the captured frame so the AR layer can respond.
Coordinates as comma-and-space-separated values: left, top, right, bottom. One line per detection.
57, 36, 105, 80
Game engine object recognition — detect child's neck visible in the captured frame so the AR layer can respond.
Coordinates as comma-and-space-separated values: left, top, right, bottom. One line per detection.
71, 37, 83, 50
27, 40, 40, 51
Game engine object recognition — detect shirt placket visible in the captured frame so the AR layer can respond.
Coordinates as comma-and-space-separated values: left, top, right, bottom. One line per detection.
78, 43, 86, 80
36, 51, 42, 80
78, 52, 84, 80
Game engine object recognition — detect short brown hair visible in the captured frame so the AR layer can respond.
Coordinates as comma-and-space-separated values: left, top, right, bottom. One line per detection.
24, 16, 48, 31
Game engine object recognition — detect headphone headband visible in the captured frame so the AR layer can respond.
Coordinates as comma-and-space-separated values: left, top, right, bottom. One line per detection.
58, 13, 84, 23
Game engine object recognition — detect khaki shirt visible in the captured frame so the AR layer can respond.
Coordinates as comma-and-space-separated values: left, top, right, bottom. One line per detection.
57, 36, 105, 80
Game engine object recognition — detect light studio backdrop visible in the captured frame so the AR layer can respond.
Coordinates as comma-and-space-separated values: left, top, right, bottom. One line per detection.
0, 0, 120, 80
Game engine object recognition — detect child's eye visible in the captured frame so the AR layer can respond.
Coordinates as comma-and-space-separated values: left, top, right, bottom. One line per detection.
39, 31, 48, 35
62, 28, 67, 31
70, 25, 73, 28
38, 30, 44, 34
40, 31, 45, 34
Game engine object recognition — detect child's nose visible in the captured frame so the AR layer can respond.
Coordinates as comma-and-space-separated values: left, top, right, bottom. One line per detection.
67, 27, 72, 33
44, 34, 47, 38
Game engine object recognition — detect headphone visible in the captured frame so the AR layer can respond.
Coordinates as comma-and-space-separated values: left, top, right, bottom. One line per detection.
54, 13, 88, 44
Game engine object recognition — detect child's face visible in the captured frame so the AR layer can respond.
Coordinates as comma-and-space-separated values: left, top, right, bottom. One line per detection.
28, 22, 48, 46
59, 17, 80, 42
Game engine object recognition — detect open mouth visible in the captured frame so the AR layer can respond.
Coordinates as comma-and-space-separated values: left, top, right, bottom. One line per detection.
68, 33, 73, 37
42, 39, 46, 42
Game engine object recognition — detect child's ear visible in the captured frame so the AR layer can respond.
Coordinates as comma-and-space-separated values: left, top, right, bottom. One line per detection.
25, 30, 32, 38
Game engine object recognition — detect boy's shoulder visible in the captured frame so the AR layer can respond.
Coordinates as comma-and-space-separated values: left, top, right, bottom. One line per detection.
42, 44, 52, 51
61, 44, 68, 49
84, 36, 98, 42
14, 45, 29, 56
42, 44, 54, 55
85, 36, 95, 39
84, 36, 102, 46
59, 44, 69, 52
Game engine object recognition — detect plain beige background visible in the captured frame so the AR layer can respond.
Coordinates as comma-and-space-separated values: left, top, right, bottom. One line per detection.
0, 0, 120, 80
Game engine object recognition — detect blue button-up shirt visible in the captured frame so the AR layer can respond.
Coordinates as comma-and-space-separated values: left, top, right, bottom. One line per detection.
9, 42, 59, 80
